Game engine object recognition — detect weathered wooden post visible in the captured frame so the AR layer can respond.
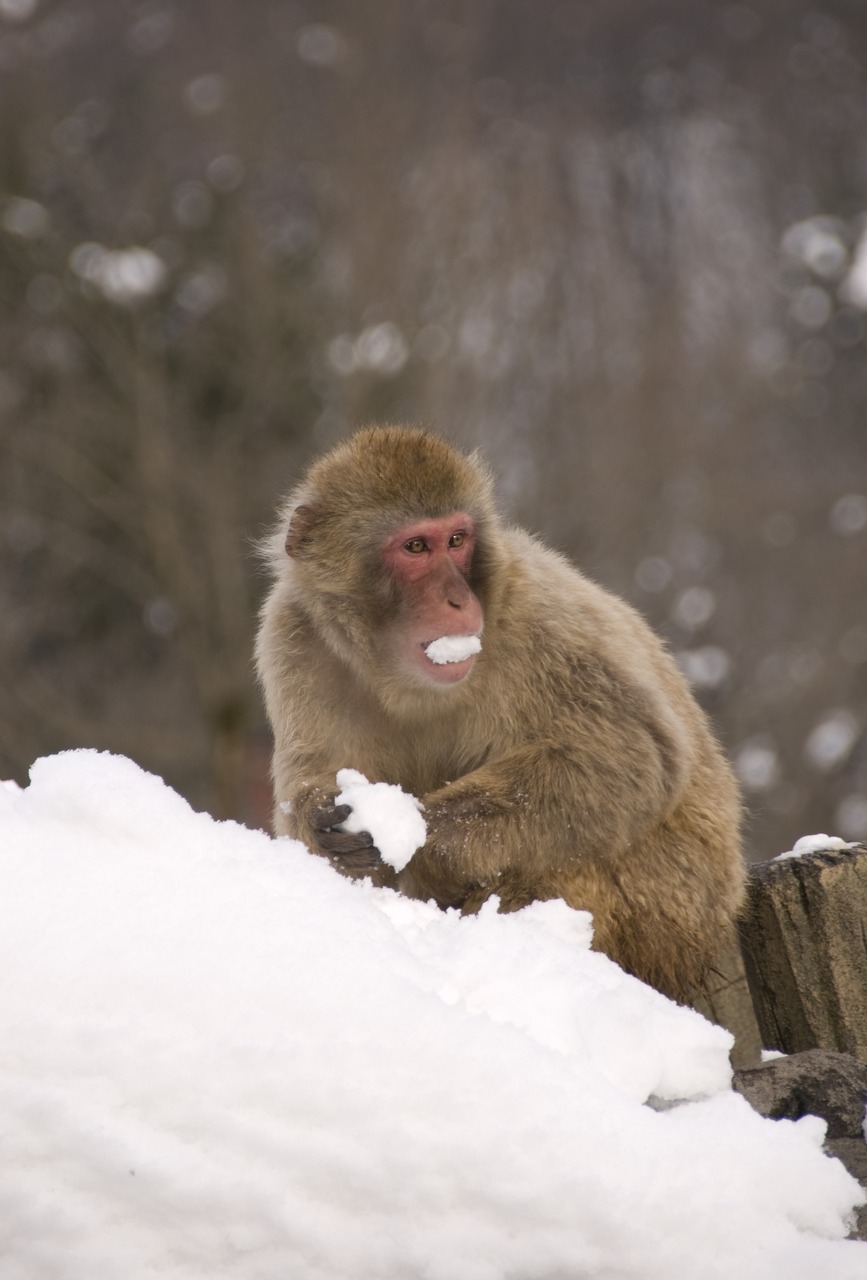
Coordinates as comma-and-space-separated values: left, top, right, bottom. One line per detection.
740, 842, 867, 1062
692, 934, 763, 1067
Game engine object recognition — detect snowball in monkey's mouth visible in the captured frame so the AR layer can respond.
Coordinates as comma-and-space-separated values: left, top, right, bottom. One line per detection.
424, 635, 482, 665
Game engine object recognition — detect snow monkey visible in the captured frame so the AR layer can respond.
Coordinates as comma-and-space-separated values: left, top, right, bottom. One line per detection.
256, 425, 745, 1002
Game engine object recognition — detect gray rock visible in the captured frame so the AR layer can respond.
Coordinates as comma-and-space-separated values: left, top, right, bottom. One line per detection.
734, 1050, 867, 1241
734, 1048, 867, 1138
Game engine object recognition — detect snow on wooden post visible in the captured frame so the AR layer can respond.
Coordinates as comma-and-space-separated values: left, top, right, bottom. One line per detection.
740, 841, 867, 1063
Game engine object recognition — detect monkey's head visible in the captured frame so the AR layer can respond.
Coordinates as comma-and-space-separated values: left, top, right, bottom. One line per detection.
267, 426, 501, 695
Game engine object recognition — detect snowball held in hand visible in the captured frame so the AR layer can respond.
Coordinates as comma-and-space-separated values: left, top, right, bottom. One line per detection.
335, 769, 426, 872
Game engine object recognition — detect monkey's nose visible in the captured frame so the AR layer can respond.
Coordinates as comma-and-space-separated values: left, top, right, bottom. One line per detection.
445, 579, 473, 609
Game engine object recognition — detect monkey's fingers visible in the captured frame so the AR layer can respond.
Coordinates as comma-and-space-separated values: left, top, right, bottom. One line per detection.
317, 826, 384, 870
329, 845, 384, 871
311, 802, 353, 832
317, 828, 376, 855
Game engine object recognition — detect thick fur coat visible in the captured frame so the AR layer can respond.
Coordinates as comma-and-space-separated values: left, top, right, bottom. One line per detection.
256, 426, 745, 1001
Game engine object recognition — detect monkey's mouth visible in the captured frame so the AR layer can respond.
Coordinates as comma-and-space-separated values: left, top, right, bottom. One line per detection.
423, 634, 482, 665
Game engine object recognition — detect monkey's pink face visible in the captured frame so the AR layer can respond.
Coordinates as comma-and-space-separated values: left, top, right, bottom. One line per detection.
382, 513, 484, 686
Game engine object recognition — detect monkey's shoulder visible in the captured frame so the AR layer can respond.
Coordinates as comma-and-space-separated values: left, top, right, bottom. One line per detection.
486, 528, 702, 742
496, 528, 671, 665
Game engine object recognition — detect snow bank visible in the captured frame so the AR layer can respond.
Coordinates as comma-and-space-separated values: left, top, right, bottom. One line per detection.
335, 767, 426, 871
1, 750, 864, 1280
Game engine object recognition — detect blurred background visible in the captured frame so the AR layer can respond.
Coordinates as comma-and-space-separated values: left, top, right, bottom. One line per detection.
1, 0, 866, 860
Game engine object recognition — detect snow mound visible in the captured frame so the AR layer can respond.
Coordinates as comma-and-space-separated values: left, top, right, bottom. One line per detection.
1, 749, 864, 1280
335, 767, 426, 871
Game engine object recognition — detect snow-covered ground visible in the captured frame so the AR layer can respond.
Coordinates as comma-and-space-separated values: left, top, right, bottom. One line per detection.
1, 750, 865, 1280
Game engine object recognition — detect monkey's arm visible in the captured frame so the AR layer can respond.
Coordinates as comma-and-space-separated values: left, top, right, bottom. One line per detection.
398, 702, 689, 909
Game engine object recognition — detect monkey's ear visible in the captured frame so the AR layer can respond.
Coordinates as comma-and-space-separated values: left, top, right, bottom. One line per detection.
285, 503, 321, 557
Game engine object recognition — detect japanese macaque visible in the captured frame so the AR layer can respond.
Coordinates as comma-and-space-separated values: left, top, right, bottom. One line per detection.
255, 425, 745, 1002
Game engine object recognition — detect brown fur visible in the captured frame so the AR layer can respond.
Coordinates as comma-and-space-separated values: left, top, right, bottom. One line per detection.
255, 425, 745, 1002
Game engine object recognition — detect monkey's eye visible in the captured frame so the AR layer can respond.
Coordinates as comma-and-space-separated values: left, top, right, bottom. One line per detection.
449, 531, 465, 548
404, 537, 427, 554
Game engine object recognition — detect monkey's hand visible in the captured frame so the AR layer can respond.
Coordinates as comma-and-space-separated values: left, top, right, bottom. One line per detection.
310, 800, 384, 871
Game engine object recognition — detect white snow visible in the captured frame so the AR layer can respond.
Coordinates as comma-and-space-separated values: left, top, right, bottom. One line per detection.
1, 749, 865, 1280
69, 242, 167, 305
424, 633, 482, 664
781, 216, 848, 280
776, 833, 856, 860
805, 710, 861, 772
842, 227, 867, 309
335, 767, 426, 871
